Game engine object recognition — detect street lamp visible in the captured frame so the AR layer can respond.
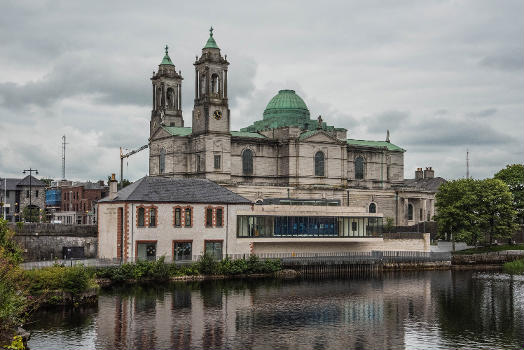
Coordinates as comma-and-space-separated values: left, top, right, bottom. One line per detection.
22, 168, 38, 222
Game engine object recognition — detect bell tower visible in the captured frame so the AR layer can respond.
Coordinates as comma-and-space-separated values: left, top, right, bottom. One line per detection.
191, 28, 231, 182
150, 45, 183, 136
192, 27, 230, 136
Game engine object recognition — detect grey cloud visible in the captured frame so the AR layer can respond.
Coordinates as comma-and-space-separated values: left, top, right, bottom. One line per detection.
479, 50, 524, 71
404, 116, 514, 147
466, 108, 497, 118
366, 110, 409, 133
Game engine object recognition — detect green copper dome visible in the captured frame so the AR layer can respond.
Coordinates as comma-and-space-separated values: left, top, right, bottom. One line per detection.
263, 89, 309, 119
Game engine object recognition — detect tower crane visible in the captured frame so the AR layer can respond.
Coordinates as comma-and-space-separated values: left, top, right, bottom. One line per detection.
120, 144, 148, 187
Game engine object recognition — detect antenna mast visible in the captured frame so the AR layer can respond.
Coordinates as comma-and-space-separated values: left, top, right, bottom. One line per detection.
62, 135, 68, 180
466, 149, 470, 179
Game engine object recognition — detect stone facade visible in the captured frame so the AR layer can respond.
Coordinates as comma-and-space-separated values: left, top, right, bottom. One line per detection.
0, 176, 46, 222
146, 30, 444, 227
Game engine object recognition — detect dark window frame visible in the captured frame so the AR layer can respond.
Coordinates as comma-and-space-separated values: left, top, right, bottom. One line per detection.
137, 207, 145, 227
174, 207, 182, 227
355, 156, 365, 180
314, 151, 325, 177
214, 154, 221, 169
242, 149, 254, 176
216, 208, 223, 228
149, 208, 157, 227
185, 208, 192, 227
369, 203, 376, 213
205, 208, 213, 227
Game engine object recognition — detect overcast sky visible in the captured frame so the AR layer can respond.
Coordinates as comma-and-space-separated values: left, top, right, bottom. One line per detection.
1, 0, 522, 183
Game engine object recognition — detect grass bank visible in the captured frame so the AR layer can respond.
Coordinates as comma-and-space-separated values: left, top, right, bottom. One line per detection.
453, 244, 523, 255
503, 259, 524, 274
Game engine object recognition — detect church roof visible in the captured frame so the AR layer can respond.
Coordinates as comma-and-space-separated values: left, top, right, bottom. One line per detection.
203, 27, 219, 49
161, 126, 266, 139
346, 139, 405, 152
241, 90, 342, 133
100, 176, 251, 204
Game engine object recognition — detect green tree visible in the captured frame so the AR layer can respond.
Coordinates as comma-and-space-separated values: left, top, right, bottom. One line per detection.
476, 178, 518, 244
435, 178, 517, 245
21, 206, 40, 223
435, 179, 480, 245
494, 164, 524, 224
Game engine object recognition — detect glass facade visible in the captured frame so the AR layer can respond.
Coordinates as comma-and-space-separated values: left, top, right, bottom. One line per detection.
237, 216, 383, 238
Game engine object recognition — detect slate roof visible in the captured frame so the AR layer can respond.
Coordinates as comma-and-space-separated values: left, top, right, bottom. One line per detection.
0, 176, 45, 190
395, 177, 447, 192
17, 175, 46, 187
100, 176, 251, 204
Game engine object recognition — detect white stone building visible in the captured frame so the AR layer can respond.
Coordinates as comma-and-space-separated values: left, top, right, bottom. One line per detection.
98, 176, 430, 261
147, 29, 446, 228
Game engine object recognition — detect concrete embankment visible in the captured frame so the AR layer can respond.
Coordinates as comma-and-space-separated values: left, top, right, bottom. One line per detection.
452, 251, 523, 266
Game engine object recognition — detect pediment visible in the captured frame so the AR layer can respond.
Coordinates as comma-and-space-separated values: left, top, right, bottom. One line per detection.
150, 127, 172, 140
300, 130, 342, 144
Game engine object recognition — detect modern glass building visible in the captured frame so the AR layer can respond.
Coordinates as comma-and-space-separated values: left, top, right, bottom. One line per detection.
237, 215, 383, 238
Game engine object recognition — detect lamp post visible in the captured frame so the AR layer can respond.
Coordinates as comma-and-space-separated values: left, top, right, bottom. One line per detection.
22, 168, 38, 222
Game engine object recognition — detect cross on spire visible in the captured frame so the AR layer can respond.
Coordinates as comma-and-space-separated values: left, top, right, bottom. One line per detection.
165, 45, 169, 55
209, 26, 214, 37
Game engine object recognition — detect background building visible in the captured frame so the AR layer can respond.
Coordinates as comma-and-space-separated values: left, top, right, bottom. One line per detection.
0, 175, 46, 222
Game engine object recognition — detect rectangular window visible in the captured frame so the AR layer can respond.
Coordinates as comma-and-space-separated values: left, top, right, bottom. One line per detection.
149, 208, 157, 227
205, 208, 213, 227
26, 190, 30, 198
214, 155, 221, 169
6, 191, 9, 198
185, 208, 192, 227
35, 190, 39, 198
216, 208, 223, 227
196, 155, 201, 172
174, 208, 181, 227
137, 207, 145, 227
420, 208, 423, 221
205, 241, 223, 260
137, 242, 157, 261
174, 242, 192, 261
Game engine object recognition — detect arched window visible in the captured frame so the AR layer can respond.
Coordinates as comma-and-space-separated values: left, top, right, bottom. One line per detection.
159, 148, 166, 174
211, 73, 219, 95
314, 151, 325, 177
355, 156, 364, 179
174, 208, 181, 227
166, 87, 175, 108
407, 204, 414, 221
138, 207, 145, 227
242, 149, 253, 176
369, 203, 376, 213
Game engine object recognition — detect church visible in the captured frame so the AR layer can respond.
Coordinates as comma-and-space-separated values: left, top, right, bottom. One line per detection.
147, 28, 445, 228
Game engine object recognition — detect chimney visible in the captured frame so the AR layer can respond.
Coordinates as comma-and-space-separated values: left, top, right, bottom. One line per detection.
109, 173, 118, 200
97, 180, 105, 187
415, 168, 423, 180
424, 167, 434, 179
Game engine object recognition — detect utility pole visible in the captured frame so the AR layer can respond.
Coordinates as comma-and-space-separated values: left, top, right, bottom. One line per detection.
22, 168, 39, 222
62, 135, 68, 180
466, 149, 470, 179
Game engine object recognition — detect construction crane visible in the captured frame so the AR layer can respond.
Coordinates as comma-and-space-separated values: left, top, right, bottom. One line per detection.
120, 144, 148, 187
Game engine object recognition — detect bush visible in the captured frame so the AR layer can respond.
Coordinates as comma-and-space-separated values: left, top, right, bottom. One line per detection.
197, 253, 219, 275
24, 265, 93, 297
503, 259, 524, 274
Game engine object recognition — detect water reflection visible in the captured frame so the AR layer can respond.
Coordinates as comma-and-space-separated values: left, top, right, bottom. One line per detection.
26, 271, 524, 350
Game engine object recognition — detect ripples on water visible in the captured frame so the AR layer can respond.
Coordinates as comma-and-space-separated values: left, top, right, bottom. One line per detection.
27, 270, 524, 350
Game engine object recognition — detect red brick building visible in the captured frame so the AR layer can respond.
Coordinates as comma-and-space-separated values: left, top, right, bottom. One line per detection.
60, 181, 108, 224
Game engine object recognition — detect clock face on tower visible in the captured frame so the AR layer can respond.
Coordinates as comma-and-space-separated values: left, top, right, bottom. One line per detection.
213, 110, 222, 120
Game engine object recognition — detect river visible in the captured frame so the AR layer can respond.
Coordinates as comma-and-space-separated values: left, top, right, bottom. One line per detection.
26, 270, 523, 350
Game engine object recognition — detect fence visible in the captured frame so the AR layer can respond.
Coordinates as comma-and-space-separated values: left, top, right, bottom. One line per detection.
20, 251, 451, 270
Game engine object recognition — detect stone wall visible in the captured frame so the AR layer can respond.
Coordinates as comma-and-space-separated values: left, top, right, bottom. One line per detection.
9, 223, 97, 261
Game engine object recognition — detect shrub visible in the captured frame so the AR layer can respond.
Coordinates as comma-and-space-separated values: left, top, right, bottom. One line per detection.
197, 253, 219, 275
24, 265, 92, 297
503, 259, 524, 275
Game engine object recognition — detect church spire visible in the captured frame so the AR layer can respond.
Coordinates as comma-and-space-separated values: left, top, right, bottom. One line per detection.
203, 26, 219, 49
160, 45, 174, 65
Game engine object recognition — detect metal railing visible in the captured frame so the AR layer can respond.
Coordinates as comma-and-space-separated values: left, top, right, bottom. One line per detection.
20, 251, 452, 270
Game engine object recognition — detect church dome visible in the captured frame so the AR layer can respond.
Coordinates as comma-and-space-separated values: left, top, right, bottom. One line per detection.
263, 90, 310, 120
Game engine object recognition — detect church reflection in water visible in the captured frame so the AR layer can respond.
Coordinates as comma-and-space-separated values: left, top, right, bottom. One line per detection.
85, 271, 523, 350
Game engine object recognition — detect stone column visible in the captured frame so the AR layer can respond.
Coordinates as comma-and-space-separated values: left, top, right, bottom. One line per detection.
423, 199, 427, 222
224, 70, 228, 98
195, 69, 198, 99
